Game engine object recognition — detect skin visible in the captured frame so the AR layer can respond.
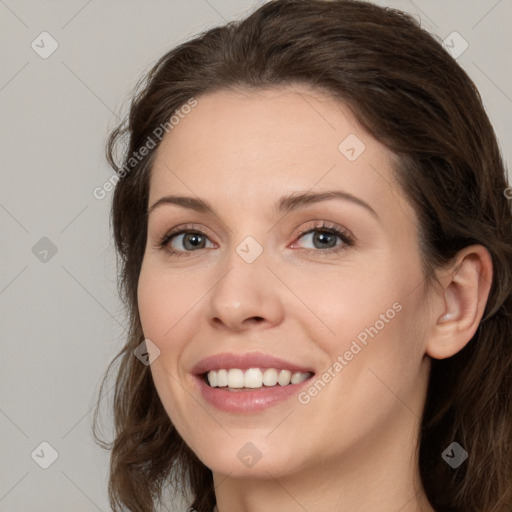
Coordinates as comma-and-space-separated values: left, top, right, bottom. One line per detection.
137, 85, 492, 512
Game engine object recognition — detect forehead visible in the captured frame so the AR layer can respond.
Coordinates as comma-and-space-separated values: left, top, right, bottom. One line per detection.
149, 85, 411, 225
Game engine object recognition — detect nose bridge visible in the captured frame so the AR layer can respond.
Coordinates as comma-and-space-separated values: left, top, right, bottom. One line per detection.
222, 216, 269, 276
206, 229, 282, 329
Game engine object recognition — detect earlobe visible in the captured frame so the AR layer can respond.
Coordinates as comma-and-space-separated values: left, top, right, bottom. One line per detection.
426, 245, 493, 360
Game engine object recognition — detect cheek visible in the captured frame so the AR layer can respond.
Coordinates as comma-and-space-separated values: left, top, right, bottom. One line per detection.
137, 261, 199, 341
293, 266, 402, 346
137, 264, 201, 433
305, 257, 427, 381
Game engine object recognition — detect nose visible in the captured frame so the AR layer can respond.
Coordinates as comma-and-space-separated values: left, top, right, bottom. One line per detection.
206, 244, 285, 333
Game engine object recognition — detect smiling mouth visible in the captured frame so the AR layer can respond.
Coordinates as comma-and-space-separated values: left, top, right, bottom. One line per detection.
203, 367, 315, 390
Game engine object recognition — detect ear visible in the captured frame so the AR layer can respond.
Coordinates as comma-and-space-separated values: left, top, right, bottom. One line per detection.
426, 244, 493, 360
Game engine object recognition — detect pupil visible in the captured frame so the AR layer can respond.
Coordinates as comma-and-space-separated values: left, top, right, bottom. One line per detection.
185, 233, 203, 249
314, 231, 334, 248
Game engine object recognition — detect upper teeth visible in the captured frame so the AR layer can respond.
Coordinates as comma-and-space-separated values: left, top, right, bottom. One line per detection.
207, 368, 311, 389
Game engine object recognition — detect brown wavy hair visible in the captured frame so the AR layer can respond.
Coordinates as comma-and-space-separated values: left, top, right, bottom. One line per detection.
93, 1, 512, 510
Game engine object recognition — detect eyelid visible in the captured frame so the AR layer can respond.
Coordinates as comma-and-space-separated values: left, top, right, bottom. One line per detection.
154, 223, 218, 250
291, 220, 354, 243
288, 222, 354, 256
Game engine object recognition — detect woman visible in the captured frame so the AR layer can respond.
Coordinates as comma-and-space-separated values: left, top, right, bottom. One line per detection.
94, 1, 512, 511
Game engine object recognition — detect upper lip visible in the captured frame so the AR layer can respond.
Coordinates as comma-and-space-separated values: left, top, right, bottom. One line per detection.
191, 352, 315, 375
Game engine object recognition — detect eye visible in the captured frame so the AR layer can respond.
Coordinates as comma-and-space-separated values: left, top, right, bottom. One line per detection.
156, 225, 215, 257
155, 220, 354, 258
291, 221, 354, 254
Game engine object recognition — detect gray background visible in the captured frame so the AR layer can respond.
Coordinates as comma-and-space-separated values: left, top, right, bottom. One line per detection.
1, 1, 511, 511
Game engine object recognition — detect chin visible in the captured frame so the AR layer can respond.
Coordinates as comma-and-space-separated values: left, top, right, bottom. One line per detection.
192, 436, 299, 478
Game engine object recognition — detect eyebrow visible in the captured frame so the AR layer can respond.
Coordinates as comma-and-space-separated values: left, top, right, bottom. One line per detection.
148, 190, 378, 219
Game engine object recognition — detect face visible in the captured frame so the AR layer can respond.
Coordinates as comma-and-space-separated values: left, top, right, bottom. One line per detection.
137, 86, 435, 480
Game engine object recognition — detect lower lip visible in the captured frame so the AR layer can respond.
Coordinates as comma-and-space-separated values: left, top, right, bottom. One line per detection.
194, 374, 314, 413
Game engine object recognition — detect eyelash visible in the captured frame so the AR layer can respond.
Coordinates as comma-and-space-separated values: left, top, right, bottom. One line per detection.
155, 221, 354, 258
